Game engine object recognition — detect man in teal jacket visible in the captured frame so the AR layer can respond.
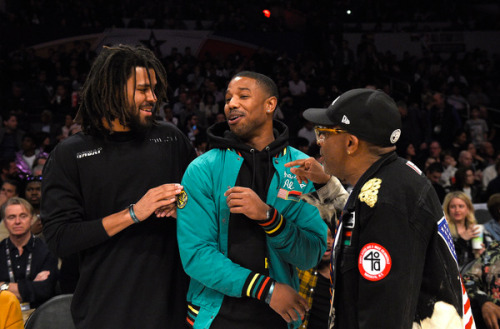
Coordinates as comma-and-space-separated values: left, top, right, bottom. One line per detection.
177, 71, 327, 329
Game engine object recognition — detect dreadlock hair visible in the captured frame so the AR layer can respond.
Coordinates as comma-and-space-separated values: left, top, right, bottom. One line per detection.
231, 71, 279, 100
75, 44, 168, 135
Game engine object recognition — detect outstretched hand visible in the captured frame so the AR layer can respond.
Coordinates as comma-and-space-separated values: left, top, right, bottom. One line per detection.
269, 282, 309, 323
285, 157, 330, 185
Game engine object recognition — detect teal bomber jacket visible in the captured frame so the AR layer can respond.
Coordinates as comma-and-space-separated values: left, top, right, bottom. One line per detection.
177, 146, 327, 329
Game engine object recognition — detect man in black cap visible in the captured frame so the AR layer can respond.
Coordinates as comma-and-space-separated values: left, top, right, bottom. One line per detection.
286, 88, 475, 329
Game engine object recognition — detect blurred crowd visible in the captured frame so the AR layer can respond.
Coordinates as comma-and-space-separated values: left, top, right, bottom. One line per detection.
1, 32, 499, 198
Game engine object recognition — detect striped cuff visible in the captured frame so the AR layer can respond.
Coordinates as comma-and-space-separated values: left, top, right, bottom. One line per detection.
186, 302, 200, 328
242, 272, 275, 302
257, 207, 286, 237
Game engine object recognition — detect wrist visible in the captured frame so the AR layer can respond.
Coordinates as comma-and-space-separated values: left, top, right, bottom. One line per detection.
128, 204, 140, 224
257, 206, 286, 237
242, 272, 275, 302
319, 174, 331, 185
265, 281, 276, 304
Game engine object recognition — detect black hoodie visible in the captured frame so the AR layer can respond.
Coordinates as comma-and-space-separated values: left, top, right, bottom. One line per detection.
206, 120, 289, 328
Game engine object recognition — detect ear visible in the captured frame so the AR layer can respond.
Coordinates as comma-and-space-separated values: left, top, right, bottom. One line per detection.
346, 134, 359, 154
265, 96, 278, 114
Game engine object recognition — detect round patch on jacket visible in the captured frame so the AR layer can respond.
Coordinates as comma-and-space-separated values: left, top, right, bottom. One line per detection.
358, 243, 392, 281
177, 190, 188, 209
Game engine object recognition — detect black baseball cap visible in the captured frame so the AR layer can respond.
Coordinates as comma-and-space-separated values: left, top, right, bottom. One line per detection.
303, 88, 402, 147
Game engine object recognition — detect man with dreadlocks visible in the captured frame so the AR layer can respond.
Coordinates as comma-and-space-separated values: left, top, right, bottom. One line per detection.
41, 44, 196, 329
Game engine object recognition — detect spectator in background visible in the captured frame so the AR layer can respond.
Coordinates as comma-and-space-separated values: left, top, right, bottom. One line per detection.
467, 83, 490, 108
458, 150, 474, 170
440, 150, 458, 189
199, 93, 219, 126
184, 114, 201, 145
31, 154, 48, 177
467, 142, 488, 172
0, 180, 20, 211
479, 106, 496, 143
401, 143, 417, 163
58, 114, 81, 142
448, 129, 468, 160
443, 191, 483, 270
0, 197, 58, 309
483, 153, 500, 192
429, 92, 461, 149
173, 90, 188, 117
179, 98, 201, 129
463, 241, 500, 329
485, 162, 500, 201
453, 167, 484, 203
50, 83, 72, 119
14, 133, 41, 178
446, 83, 468, 115
425, 162, 446, 203
297, 121, 316, 147
335, 39, 355, 78
288, 71, 307, 98
0, 179, 21, 241
0, 158, 18, 187
480, 142, 496, 167
215, 112, 226, 123
30, 110, 60, 148
193, 130, 208, 156
428, 140, 442, 163
22, 176, 43, 237
161, 104, 179, 127
397, 100, 427, 154
0, 112, 24, 161
465, 106, 489, 149
483, 194, 500, 245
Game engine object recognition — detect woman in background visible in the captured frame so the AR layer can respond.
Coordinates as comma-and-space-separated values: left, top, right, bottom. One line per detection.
443, 191, 485, 270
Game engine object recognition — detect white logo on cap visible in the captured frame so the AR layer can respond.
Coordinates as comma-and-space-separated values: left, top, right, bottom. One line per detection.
341, 115, 350, 125
390, 129, 401, 144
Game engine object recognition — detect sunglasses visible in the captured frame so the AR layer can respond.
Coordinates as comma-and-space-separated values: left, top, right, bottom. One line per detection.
314, 126, 347, 142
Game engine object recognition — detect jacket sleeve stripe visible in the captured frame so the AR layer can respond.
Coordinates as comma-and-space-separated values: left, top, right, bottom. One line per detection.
242, 272, 275, 302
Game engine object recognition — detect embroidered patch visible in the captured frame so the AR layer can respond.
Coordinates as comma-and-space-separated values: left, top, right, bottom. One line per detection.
277, 188, 301, 202
177, 190, 188, 209
358, 243, 392, 281
390, 129, 401, 144
437, 217, 458, 263
358, 178, 381, 208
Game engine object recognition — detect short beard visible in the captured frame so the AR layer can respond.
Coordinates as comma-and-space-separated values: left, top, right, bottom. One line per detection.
129, 110, 155, 133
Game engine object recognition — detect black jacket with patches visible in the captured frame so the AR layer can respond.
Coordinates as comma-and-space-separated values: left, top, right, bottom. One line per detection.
328, 151, 470, 329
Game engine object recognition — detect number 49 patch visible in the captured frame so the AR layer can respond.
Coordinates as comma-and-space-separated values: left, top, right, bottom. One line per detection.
358, 243, 392, 281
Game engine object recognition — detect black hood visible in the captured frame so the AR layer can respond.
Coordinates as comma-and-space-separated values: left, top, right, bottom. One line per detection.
206, 120, 289, 155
